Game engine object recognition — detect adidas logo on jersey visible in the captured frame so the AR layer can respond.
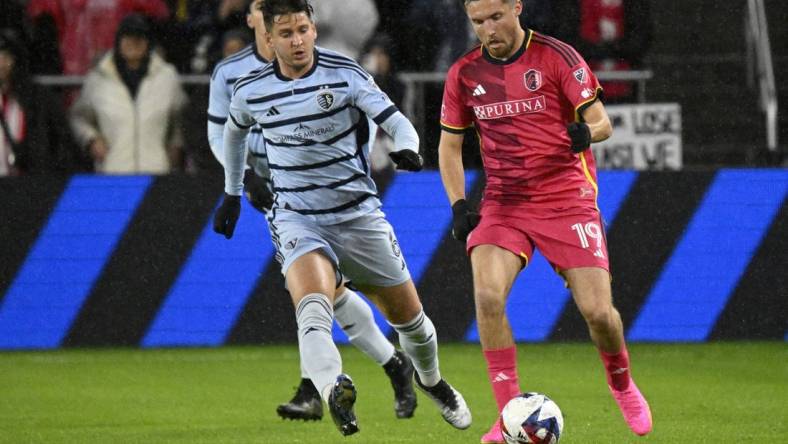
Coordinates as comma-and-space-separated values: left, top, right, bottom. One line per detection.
472, 84, 487, 96
266, 106, 280, 116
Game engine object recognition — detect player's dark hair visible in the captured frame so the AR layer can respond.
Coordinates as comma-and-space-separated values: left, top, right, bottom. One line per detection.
463, 0, 516, 6
261, 0, 313, 31
246, 0, 265, 15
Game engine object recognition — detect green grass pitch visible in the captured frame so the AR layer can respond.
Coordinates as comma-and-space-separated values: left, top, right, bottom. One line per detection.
1, 343, 785, 443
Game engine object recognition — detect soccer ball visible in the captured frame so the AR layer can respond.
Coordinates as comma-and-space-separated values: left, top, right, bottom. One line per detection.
500, 392, 564, 444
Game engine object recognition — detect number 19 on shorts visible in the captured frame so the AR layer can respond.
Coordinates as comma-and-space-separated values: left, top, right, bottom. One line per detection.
571, 222, 606, 259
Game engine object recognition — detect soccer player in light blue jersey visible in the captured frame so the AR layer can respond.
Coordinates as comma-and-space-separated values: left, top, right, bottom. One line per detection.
212, 0, 472, 436
208, 0, 275, 212
207, 0, 417, 422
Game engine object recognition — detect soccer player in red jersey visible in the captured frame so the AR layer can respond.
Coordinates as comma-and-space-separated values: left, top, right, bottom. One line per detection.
438, 1, 653, 442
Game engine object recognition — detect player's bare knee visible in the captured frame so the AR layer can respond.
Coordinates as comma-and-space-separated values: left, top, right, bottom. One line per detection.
379, 298, 422, 326
474, 287, 507, 318
384, 305, 422, 325
582, 305, 615, 332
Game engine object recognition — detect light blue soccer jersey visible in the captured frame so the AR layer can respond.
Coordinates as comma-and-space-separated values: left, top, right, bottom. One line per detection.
227, 47, 400, 225
207, 43, 271, 171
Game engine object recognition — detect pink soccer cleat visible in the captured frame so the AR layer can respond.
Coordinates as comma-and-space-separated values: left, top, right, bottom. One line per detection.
480, 418, 505, 443
609, 378, 652, 436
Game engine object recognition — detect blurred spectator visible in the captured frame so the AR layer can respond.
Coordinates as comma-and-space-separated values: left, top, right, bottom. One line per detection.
362, 34, 404, 108
221, 28, 252, 59
172, 25, 251, 173
0, 32, 82, 176
519, 0, 556, 35
369, 0, 409, 70
0, 1, 31, 51
553, 0, 653, 102
361, 34, 405, 173
26, 0, 170, 75
162, 0, 251, 73
2, 0, 60, 75
158, 2, 253, 174
69, 15, 187, 174
312, 0, 379, 60
215, 0, 251, 27
404, 0, 475, 71
372, 0, 408, 40
158, 0, 212, 73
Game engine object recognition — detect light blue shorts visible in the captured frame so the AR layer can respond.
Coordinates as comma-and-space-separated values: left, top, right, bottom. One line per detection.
268, 209, 411, 288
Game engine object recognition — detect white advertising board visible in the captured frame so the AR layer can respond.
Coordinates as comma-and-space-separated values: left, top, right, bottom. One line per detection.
591, 103, 682, 170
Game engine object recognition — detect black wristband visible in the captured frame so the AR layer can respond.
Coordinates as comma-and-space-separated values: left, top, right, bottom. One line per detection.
567, 122, 591, 153
452, 199, 469, 215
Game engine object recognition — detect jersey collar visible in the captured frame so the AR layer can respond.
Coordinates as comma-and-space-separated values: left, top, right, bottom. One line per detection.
482, 29, 531, 65
273, 49, 319, 81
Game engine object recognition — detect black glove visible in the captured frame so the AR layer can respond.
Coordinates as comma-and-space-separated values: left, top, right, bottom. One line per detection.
213, 193, 241, 239
451, 199, 481, 242
243, 169, 274, 213
389, 149, 423, 172
566, 122, 591, 153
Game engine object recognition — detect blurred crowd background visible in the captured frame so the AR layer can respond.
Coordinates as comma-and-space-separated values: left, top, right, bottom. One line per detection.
0, 0, 784, 177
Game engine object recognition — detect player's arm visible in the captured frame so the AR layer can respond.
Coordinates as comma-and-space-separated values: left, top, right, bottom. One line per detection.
377, 112, 423, 171
438, 129, 479, 242
207, 67, 230, 166
580, 100, 612, 142
210, 116, 273, 212
437, 63, 472, 201
557, 48, 610, 154
438, 130, 466, 205
437, 64, 479, 241
567, 100, 612, 153
223, 116, 251, 197
351, 68, 423, 171
207, 121, 226, 166
243, 133, 275, 212
212, 91, 254, 240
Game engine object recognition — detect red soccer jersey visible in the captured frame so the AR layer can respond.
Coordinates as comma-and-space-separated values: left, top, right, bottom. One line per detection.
441, 30, 604, 209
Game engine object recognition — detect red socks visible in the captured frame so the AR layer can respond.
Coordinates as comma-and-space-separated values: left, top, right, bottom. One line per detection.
484, 345, 632, 409
483, 346, 521, 412
599, 346, 631, 391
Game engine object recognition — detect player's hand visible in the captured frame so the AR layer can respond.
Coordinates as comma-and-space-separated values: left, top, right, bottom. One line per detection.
213, 194, 241, 239
243, 169, 274, 213
451, 199, 480, 242
389, 149, 424, 172
566, 122, 591, 153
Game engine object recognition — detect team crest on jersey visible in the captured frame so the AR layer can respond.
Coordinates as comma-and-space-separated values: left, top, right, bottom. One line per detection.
389, 232, 401, 258
316, 90, 334, 110
574, 67, 587, 84
524, 69, 542, 91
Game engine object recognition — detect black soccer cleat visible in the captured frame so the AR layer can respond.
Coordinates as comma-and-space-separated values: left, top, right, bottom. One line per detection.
276, 378, 323, 421
414, 372, 472, 429
383, 350, 417, 418
328, 374, 359, 436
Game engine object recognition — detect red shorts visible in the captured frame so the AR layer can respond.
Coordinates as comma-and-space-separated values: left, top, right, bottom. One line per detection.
466, 204, 610, 273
